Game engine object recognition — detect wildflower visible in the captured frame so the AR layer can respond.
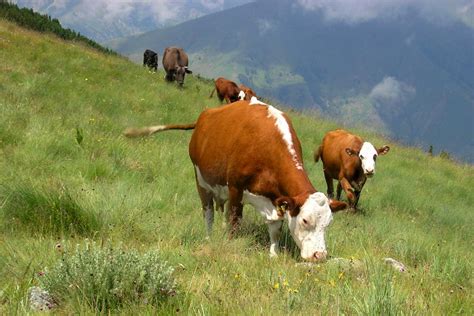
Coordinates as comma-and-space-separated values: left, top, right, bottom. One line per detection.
338, 272, 345, 280
329, 279, 336, 287
282, 280, 289, 287
273, 282, 280, 290
234, 273, 240, 280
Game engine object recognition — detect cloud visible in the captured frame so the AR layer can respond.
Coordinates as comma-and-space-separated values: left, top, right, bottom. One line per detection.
257, 19, 274, 36
369, 76, 416, 107
296, 0, 473, 25
199, 0, 224, 10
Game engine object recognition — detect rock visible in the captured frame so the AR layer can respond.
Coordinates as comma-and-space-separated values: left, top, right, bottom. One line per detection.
384, 257, 407, 272
28, 286, 55, 311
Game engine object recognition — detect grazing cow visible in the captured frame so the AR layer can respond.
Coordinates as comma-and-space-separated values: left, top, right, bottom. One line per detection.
209, 77, 241, 104
143, 49, 158, 71
238, 84, 257, 101
162, 46, 192, 86
124, 100, 347, 261
314, 129, 390, 210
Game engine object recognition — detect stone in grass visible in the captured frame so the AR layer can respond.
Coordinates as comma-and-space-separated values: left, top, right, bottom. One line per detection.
384, 257, 407, 272
28, 286, 56, 311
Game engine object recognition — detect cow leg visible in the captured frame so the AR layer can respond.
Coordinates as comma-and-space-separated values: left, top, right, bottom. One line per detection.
196, 183, 214, 236
353, 178, 366, 209
324, 171, 334, 199
336, 182, 343, 200
228, 186, 243, 237
340, 178, 356, 208
267, 220, 283, 257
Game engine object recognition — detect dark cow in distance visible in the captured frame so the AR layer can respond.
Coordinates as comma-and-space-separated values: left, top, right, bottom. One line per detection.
124, 99, 347, 261
162, 47, 192, 86
314, 129, 390, 210
143, 49, 158, 71
209, 77, 241, 104
239, 84, 257, 101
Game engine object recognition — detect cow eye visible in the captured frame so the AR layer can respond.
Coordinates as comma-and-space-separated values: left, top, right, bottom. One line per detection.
302, 218, 308, 225
359, 155, 364, 160
373, 155, 377, 161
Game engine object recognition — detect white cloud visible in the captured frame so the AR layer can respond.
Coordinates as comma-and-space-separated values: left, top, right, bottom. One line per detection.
369, 76, 416, 105
199, 0, 224, 10
297, 0, 473, 25
257, 19, 274, 36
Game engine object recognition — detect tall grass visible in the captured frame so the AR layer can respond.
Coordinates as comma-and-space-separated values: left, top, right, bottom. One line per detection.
0, 19, 473, 314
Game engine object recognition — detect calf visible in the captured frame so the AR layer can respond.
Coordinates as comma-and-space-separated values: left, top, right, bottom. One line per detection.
125, 100, 347, 261
143, 49, 158, 71
314, 129, 390, 210
238, 84, 257, 101
209, 77, 240, 104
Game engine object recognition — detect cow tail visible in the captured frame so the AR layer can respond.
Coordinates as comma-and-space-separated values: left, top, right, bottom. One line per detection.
314, 145, 323, 163
124, 123, 196, 138
209, 88, 215, 98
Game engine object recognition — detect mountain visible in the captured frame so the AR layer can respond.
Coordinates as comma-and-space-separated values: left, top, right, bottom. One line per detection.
112, 0, 474, 163
12, 0, 253, 42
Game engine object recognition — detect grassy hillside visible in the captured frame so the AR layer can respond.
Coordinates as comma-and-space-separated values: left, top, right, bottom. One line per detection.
1, 19, 473, 314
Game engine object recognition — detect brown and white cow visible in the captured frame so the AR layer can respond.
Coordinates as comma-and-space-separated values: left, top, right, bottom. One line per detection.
124, 99, 347, 261
238, 84, 257, 101
314, 129, 390, 210
209, 77, 241, 104
162, 47, 192, 86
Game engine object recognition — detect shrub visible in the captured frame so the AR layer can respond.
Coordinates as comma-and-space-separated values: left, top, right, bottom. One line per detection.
0, 182, 100, 235
39, 242, 177, 311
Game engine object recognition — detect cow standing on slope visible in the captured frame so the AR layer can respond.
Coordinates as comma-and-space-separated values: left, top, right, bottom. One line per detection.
124, 100, 347, 261
314, 129, 390, 210
162, 47, 192, 86
143, 49, 158, 72
209, 77, 241, 104
238, 84, 257, 101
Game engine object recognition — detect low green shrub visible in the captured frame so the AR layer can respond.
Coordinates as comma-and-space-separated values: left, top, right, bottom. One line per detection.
39, 242, 177, 311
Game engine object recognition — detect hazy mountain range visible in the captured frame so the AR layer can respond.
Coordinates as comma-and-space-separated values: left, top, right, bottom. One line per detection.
12, 0, 253, 42
111, 0, 474, 162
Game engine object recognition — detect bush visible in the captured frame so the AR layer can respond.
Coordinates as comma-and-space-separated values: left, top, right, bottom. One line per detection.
39, 242, 177, 311
0, 182, 101, 235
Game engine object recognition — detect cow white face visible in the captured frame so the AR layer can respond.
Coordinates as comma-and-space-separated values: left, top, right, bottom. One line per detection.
359, 142, 378, 177
287, 192, 333, 261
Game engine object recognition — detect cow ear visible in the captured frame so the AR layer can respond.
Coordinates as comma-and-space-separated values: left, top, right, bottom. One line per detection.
345, 148, 357, 156
185, 68, 192, 74
275, 197, 296, 217
378, 145, 390, 155
328, 199, 348, 212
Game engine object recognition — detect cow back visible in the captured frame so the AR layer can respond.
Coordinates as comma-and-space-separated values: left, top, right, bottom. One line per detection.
162, 47, 189, 72
320, 130, 363, 178
189, 101, 305, 192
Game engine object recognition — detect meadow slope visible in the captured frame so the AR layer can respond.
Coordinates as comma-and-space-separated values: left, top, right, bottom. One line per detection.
0, 19, 473, 314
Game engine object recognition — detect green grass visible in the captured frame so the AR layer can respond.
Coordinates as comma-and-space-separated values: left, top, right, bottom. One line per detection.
1, 19, 473, 314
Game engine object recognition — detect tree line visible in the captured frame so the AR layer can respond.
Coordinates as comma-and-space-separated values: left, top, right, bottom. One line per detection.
0, 1, 116, 55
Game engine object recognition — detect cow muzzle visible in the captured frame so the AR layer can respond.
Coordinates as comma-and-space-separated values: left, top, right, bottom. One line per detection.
365, 170, 374, 177
304, 250, 327, 262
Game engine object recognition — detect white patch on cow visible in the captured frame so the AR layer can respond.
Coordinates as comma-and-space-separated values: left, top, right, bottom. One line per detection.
249, 96, 267, 105
195, 166, 229, 203
238, 90, 246, 100
267, 106, 304, 170
242, 191, 282, 221
359, 142, 378, 175
286, 192, 333, 260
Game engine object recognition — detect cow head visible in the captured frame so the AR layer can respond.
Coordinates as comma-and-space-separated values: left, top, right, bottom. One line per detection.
345, 142, 390, 177
175, 66, 192, 86
278, 192, 345, 261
